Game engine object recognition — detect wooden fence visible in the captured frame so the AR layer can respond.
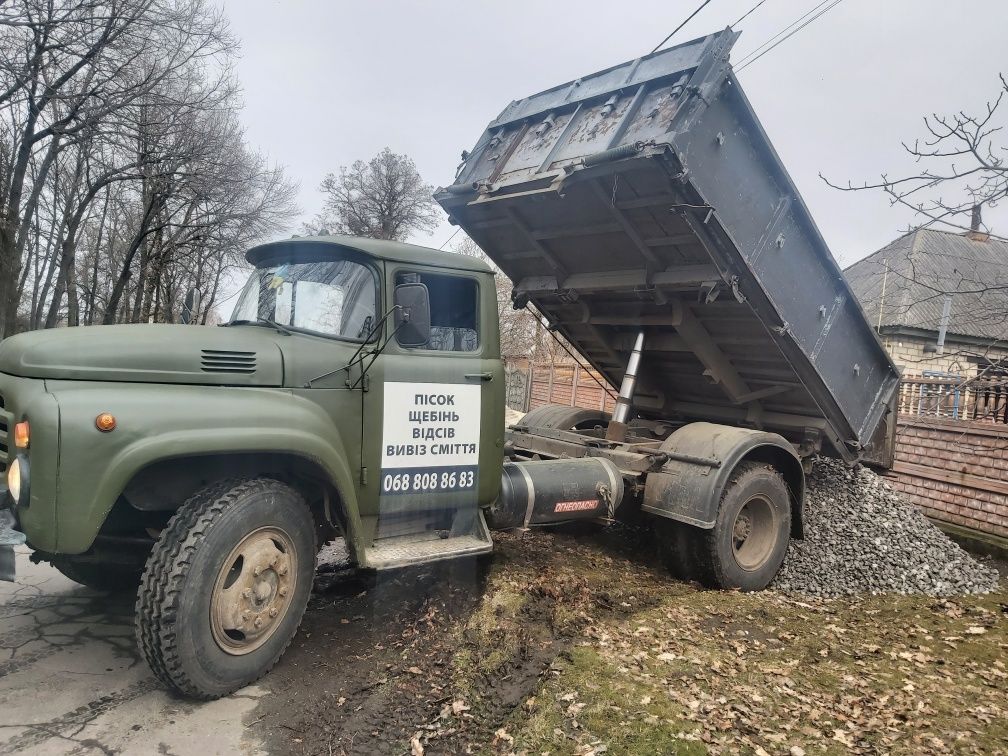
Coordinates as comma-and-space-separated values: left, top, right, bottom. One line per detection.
529, 362, 619, 414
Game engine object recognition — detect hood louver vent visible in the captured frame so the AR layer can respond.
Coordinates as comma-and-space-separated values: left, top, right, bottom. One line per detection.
201, 349, 257, 374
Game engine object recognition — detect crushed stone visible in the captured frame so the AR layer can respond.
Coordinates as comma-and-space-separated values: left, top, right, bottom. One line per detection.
770, 457, 1001, 597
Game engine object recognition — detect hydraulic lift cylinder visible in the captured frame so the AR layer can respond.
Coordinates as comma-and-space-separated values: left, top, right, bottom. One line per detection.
606, 330, 645, 442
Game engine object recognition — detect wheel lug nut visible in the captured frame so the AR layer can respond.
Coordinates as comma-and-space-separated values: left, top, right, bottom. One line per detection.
241, 589, 251, 599
269, 608, 278, 618
279, 588, 287, 597
253, 566, 262, 577
254, 617, 263, 628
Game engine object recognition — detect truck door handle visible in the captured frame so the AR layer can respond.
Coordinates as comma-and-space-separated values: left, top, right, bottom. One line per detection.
465, 372, 494, 382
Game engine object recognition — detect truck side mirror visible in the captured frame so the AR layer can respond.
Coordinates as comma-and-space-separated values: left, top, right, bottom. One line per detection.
394, 283, 431, 347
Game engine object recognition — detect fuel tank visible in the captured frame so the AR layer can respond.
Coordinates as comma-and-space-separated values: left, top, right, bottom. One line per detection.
488, 457, 625, 529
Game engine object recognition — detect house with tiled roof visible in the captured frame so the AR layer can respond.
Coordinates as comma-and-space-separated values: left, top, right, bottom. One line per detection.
845, 221, 1008, 379
848, 216, 1008, 542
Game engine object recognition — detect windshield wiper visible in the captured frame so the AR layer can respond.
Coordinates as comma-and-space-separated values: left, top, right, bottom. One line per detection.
223, 317, 294, 336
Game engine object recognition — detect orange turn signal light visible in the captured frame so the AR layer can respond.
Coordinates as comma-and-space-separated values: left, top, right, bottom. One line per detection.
95, 413, 116, 432
13, 421, 29, 448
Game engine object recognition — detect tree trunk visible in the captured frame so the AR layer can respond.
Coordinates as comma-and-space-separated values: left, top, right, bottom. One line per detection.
0, 222, 20, 337
44, 238, 78, 328
84, 190, 111, 325
140, 221, 165, 322
105, 190, 162, 325
201, 265, 225, 325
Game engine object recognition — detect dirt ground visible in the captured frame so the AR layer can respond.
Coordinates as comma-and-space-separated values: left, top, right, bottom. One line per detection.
253, 526, 1008, 756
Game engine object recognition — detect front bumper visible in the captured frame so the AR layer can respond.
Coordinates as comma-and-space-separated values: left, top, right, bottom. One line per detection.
0, 508, 25, 581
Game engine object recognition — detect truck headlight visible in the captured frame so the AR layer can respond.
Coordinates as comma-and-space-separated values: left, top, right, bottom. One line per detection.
7, 455, 28, 507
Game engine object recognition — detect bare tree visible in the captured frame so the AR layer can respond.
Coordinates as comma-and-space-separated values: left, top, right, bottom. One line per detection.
0, 0, 241, 336
826, 74, 1008, 431
0, 0, 298, 332
824, 73, 1007, 238
309, 148, 440, 241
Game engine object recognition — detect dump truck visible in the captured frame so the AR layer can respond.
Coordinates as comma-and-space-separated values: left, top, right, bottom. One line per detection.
0, 29, 898, 699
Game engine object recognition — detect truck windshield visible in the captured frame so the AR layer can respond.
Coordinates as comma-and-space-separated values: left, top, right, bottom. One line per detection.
230, 259, 378, 341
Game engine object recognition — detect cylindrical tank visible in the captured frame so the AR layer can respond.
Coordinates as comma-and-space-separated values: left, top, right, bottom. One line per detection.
487, 457, 625, 530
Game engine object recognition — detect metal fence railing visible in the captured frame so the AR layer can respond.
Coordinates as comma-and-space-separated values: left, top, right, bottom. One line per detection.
898, 376, 1008, 425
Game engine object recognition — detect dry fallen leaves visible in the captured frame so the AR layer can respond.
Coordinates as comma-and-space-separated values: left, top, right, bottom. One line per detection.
493, 728, 514, 746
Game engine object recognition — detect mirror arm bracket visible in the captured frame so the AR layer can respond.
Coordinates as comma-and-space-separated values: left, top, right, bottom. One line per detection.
348, 320, 407, 391
303, 305, 402, 388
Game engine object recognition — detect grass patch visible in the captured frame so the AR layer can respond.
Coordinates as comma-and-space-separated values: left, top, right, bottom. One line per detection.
508, 645, 704, 755
447, 530, 1007, 754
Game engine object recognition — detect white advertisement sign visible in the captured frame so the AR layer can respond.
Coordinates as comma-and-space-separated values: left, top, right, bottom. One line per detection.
380, 381, 481, 495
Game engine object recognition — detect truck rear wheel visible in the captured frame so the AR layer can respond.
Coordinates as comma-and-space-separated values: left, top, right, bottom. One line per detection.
51, 557, 143, 592
135, 478, 315, 699
694, 462, 790, 591
654, 519, 700, 581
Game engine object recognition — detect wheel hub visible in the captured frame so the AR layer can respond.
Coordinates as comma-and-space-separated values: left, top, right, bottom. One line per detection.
731, 495, 777, 572
733, 513, 753, 544
210, 527, 297, 655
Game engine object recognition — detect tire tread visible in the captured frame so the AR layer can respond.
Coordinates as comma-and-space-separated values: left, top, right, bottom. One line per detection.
135, 478, 311, 699
695, 461, 788, 591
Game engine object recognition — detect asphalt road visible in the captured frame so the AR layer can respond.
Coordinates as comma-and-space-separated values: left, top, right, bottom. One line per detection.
0, 547, 264, 755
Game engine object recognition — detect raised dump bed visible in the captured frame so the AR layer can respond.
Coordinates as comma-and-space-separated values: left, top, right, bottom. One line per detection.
436, 29, 899, 464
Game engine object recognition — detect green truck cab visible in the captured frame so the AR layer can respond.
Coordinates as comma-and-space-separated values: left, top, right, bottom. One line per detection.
0, 235, 505, 697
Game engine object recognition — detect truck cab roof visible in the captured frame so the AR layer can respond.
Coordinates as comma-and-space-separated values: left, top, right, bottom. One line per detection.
246, 234, 494, 274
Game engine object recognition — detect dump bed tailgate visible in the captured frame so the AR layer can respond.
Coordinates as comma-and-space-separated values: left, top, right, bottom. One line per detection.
435, 30, 899, 463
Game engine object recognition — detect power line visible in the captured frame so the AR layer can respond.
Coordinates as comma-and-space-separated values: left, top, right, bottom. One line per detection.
737, 0, 843, 71
736, 0, 844, 71
734, 0, 831, 67
439, 226, 462, 250
650, 0, 712, 55
731, 0, 768, 28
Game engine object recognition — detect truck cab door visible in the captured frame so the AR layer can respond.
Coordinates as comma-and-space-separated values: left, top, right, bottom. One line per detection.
358, 264, 504, 541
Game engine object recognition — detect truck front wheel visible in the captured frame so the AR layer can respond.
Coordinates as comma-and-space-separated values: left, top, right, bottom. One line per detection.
135, 478, 315, 699
694, 462, 791, 591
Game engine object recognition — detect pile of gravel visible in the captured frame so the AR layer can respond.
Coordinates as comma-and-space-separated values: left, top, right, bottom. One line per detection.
770, 457, 1001, 597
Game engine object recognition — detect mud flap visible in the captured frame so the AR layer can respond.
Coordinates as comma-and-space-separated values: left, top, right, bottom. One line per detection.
0, 510, 25, 582
641, 422, 805, 536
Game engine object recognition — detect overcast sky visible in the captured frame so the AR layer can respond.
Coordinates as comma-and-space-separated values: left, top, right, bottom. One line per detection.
218, 0, 1006, 273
